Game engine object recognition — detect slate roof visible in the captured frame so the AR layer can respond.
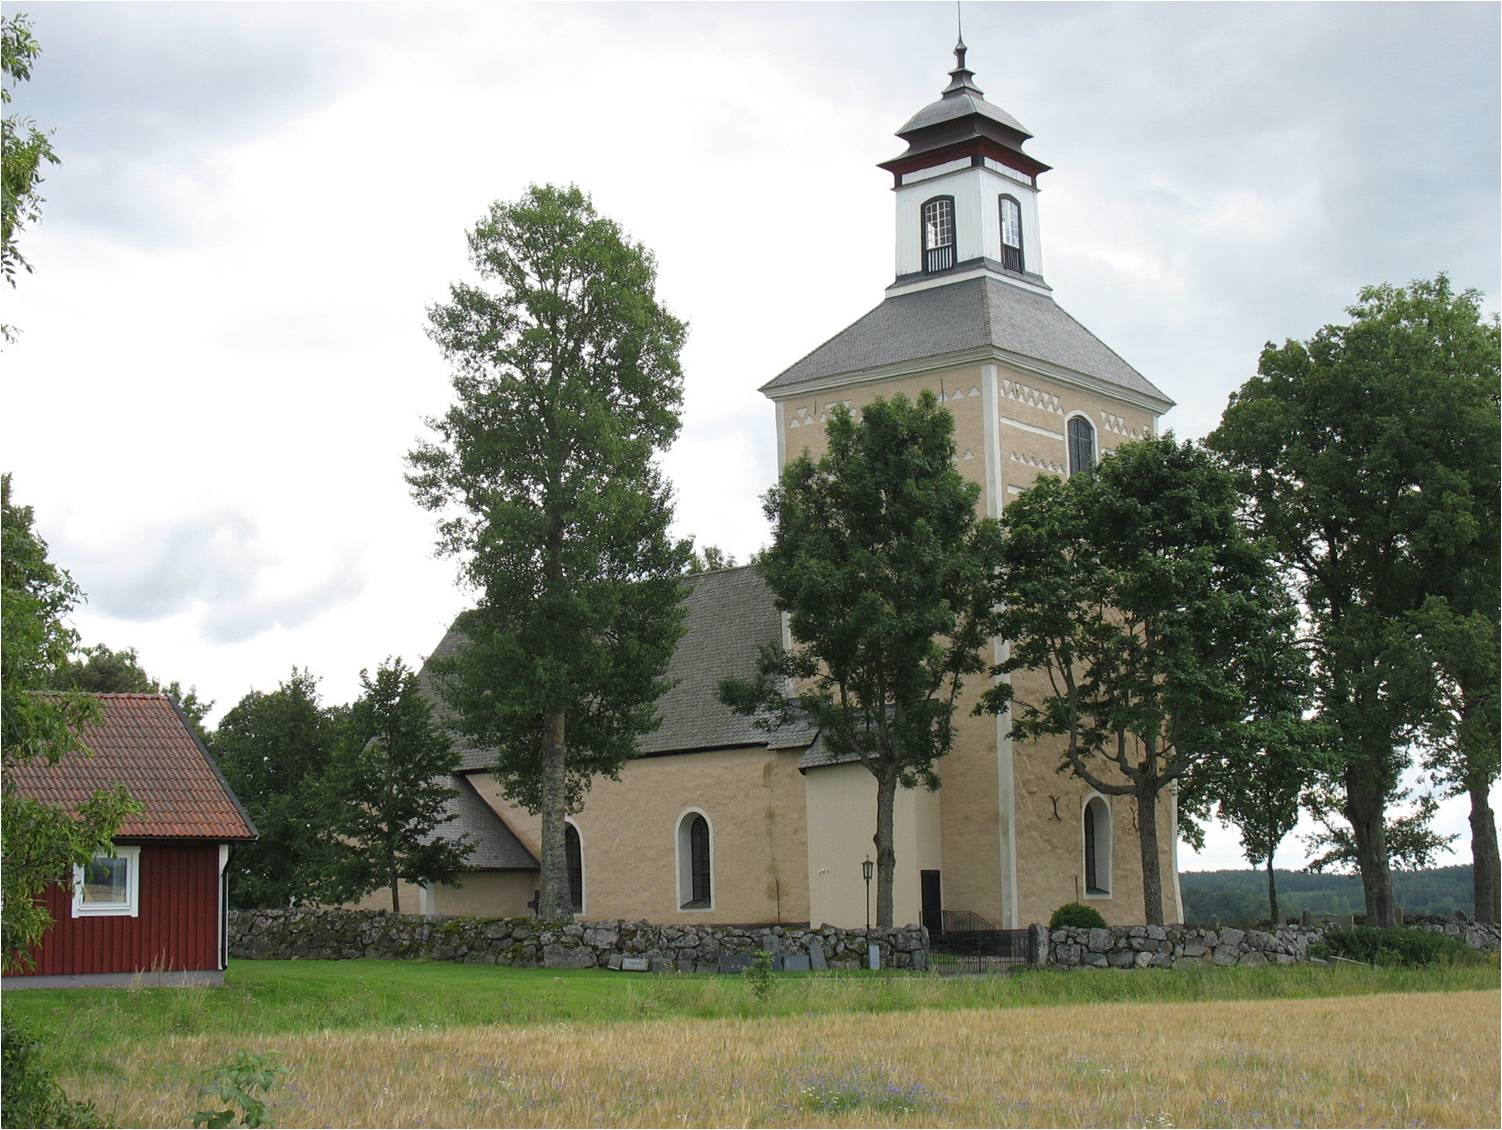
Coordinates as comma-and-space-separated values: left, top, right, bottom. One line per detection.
420, 566, 817, 767
428, 775, 538, 870
6, 694, 256, 841
761, 276, 1173, 406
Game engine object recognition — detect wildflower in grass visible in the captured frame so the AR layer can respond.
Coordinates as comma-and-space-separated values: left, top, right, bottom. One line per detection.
795, 1068, 926, 1114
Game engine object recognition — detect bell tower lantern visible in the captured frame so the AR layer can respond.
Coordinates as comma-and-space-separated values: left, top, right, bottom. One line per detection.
880, 38, 1051, 297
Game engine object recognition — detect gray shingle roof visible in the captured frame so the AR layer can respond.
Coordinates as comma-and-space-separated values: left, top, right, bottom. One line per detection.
761, 276, 1172, 406
428, 774, 538, 870
418, 566, 817, 766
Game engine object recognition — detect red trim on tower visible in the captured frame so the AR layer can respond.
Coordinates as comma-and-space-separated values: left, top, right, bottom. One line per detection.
879, 138, 1050, 186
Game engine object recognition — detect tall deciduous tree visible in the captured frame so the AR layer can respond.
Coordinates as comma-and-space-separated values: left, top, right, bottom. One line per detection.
1, 475, 137, 969
319, 659, 470, 913
408, 184, 691, 921
720, 394, 1004, 929
982, 437, 1301, 926
1209, 275, 1499, 926
213, 670, 341, 909
1, 13, 61, 342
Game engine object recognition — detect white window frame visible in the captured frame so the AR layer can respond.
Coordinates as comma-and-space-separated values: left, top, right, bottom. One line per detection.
565, 817, 586, 916
72, 844, 141, 918
1081, 794, 1112, 900
674, 807, 715, 913
1064, 411, 1097, 477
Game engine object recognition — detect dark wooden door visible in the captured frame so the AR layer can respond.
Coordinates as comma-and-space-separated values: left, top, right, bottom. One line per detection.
920, 869, 942, 939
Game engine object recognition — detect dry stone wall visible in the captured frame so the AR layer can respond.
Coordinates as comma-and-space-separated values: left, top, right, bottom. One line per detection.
228, 909, 929, 972
1043, 918, 1500, 970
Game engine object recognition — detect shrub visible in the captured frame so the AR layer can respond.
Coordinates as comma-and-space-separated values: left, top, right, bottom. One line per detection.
1317, 926, 1480, 967
745, 949, 775, 1001
1, 1018, 99, 1129
1049, 902, 1108, 930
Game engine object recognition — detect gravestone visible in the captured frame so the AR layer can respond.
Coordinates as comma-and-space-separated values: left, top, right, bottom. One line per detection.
717, 953, 754, 974
620, 956, 649, 972
867, 942, 881, 970
809, 939, 827, 971
783, 954, 811, 973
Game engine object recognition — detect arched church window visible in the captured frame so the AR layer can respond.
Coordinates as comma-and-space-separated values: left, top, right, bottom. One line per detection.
677, 810, 713, 909
921, 196, 956, 274
565, 820, 584, 914
999, 195, 1025, 273
1067, 414, 1096, 475
1084, 795, 1111, 896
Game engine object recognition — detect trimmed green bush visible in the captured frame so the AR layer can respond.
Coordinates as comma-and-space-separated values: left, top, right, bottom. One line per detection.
1, 1018, 98, 1129
1049, 902, 1109, 930
1315, 926, 1481, 967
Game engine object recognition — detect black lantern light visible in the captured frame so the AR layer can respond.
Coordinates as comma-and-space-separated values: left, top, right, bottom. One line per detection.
862, 855, 874, 933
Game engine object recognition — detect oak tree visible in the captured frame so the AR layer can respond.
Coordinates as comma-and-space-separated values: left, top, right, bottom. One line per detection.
720, 393, 1004, 929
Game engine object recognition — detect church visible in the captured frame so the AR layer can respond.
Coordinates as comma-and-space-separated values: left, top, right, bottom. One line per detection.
366, 39, 1183, 930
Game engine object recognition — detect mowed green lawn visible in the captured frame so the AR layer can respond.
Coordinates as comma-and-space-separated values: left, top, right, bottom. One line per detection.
7, 957, 1495, 1055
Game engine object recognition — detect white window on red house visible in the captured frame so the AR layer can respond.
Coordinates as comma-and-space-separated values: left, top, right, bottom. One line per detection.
72, 845, 140, 917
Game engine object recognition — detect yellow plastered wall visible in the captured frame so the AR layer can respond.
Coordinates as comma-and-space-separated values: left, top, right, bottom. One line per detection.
467, 746, 810, 925
803, 762, 940, 928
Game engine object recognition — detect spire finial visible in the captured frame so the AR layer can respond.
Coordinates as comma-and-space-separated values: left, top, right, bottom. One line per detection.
955, 1, 967, 69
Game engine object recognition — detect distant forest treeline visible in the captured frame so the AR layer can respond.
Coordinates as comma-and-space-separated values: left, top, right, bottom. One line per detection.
1180, 865, 1474, 925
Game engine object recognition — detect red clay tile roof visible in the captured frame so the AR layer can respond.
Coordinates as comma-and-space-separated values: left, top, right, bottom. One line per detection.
5, 694, 256, 841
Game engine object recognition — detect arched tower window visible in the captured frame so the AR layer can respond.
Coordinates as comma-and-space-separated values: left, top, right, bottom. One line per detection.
565, 821, 584, 914
921, 196, 956, 274
1067, 414, 1096, 475
677, 810, 713, 909
999, 195, 1025, 273
1083, 795, 1112, 897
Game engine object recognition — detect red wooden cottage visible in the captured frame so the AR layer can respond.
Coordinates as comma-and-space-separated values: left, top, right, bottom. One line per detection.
4, 693, 256, 987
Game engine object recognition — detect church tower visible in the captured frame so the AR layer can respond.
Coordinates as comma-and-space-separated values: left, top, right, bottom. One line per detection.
767, 39, 1183, 930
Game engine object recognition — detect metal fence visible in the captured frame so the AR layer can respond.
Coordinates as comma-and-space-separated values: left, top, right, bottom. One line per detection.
929, 924, 1036, 976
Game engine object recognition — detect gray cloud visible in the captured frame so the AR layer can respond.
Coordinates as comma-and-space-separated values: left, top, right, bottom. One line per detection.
57, 511, 365, 642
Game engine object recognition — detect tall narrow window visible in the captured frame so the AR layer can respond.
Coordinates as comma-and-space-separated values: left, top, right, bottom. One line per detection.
921, 196, 955, 274
1067, 415, 1096, 475
677, 810, 713, 909
565, 822, 583, 914
999, 195, 1025, 273
1083, 796, 1111, 896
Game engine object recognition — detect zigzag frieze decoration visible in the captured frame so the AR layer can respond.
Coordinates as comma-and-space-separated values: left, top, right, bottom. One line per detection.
1000, 379, 1064, 415
1010, 450, 1066, 475
787, 401, 859, 429
952, 448, 976, 463
1100, 411, 1151, 438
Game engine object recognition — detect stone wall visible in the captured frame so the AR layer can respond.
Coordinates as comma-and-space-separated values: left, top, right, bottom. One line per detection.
228, 909, 929, 972
1043, 918, 1500, 971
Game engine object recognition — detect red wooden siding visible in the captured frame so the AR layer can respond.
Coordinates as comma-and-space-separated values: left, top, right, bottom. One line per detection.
26, 841, 221, 976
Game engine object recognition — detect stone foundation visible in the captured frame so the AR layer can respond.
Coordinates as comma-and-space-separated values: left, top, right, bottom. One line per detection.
228, 908, 929, 971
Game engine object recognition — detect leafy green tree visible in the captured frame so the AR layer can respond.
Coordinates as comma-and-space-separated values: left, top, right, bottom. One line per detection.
1, 475, 138, 970
408, 184, 691, 920
685, 545, 737, 574
213, 670, 340, 908
318, 659, 469, 913
1304, 786, 1456, 877
51, 643, 212, 739
720, 393, 1004, 929
1209, 275, 1500, 926
982, 436, 1301, 925
1, 14, 61, 342
1411, 597, 1500, 922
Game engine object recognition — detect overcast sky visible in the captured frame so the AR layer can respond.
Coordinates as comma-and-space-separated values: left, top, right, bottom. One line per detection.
5, 1, 1498, 872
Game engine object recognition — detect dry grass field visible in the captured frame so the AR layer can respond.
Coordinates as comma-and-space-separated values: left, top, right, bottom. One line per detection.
62, 988, 1499, 1128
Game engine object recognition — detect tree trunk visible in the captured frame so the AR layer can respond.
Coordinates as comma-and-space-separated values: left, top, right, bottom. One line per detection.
1136, 787, 1163, 926
873, 768, 897, 930
1468, 777, 1501, 924
389, 853, 401, 915
1265, 854, 1278, 926
537, 710, 574, 921
1344, 761, 1396, 926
